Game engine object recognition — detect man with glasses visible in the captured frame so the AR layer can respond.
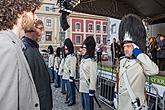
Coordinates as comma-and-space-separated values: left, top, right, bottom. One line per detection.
0, 0, 41, 110
22, 20, 53, 110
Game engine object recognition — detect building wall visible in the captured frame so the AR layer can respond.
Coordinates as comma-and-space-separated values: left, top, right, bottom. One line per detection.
148, 23, 165, 37
36, 0, 108, 51
108, 18, 121, 44
36, 0, 60, 50
69, 13, 108, 51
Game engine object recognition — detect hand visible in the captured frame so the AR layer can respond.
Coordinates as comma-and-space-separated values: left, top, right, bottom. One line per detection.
69, 79, 73, 82
69, 76, 74, 82
131, 43, 142, 58
89, 90, 95, 97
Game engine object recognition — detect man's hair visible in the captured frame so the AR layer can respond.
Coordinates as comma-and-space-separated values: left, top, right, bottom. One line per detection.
0, 0, 41, 31
35, 19, 44, 27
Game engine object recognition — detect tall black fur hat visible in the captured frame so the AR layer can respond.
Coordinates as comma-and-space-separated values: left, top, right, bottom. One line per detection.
82, 36, 96, 58
56, 47, 61, 57
64, 38, 74, 54
119, 14, 146, 51
47, 45, 54, 54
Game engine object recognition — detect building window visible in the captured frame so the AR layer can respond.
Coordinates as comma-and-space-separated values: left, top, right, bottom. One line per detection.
96, 24, 100, 32
75, 36, 81, 44
111, 24, 116, 34
45, 6, 49, 11
88, 23, 93, 32
75, 22, 81, 31
46, 18, 52, 27
45, 31, 52, 41
103, 25, 107, 33
96, 36, 101, 43
103, 37, 107, 45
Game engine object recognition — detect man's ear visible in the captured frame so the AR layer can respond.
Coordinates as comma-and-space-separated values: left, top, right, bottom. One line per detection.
18, 11, 26, 18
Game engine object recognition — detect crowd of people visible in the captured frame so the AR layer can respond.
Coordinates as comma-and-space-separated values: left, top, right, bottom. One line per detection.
0, 0, 162, 110
147, 35, 165, 71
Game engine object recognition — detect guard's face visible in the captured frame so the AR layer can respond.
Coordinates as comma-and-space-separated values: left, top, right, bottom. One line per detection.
81, 48, 87, 56
64, 46, 68, 54
80, 45, 87, 56
123, 43, 134, 57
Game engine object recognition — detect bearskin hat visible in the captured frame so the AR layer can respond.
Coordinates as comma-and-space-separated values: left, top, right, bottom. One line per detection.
47, 45, 54, 54
64, 38, 74, 54
82, 36, 96, 58
56, 47, 61, 57
119, 14, 146, 51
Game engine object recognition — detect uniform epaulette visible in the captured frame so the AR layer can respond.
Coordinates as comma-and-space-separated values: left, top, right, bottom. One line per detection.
119, 56, 126, 60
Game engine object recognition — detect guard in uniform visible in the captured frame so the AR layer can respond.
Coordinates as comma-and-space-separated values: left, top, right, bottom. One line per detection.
59, 56, 66, 94
118, 14, 159, 110
54, 47, 61, 88
48, 45, 55, 82
63, 38, 77, 106
79, 36, 97, 110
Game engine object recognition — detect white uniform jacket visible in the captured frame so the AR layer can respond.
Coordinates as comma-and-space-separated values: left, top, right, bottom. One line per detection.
63, 54, 76, 80
48, 54, 54, 68
118, 53, 159, 110
54, 56, 61, 75
79, 58, 97, 93
0, 31, 40, 110
58, 58, 65, 76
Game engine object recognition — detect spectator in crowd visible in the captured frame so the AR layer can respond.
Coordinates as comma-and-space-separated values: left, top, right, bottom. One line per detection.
79, 36, 97, 110
48, 45, 55, 82
147, 37, 157, 64
0, 0, 41, 110
22, 20, 53, 110
96, 40, 102, 63
111, 38, 120, 65
118, 14, 159, 110
157, 34, 165, 71
63, 38, 77, 106
54, 47, 62, 88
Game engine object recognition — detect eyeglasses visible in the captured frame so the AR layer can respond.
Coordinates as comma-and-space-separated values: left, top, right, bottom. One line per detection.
36, 27, 44, 31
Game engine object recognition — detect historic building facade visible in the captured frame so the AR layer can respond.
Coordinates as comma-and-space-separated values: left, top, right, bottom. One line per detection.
36, 0, 108, 51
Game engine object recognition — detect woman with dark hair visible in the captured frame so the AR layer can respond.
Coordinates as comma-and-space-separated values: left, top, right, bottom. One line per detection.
48, 45, 55, 82
147, 37, 157, 64
79, 36, 97, 110
63, 38, 77, 106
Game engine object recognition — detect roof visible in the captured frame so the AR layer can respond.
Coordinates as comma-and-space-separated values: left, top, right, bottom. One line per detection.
72, 0, 165, 24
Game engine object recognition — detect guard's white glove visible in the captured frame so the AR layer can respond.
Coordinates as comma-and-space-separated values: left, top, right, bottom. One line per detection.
89, 90, 95, 97
69, 76, 74, 82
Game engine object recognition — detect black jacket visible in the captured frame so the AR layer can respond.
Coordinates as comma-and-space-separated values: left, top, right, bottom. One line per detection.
22, 37, 53, 110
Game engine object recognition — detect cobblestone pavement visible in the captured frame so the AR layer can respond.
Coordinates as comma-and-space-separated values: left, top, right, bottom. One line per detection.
51, 83, 112, 110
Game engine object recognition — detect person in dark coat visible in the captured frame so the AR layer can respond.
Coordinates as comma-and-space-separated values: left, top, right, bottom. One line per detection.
111, 38, 120, 65
22, 20, 53, 110
157, 35, 165, 71
147, 37, 157, 64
